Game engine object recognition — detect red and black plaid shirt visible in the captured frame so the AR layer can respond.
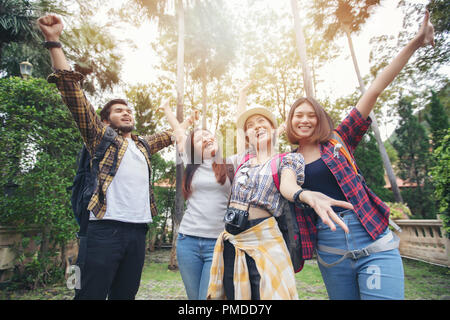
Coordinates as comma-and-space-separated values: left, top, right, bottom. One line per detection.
295, 107, 390, 260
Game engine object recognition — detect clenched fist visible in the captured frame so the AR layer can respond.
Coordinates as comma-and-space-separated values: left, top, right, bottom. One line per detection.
37, 15, 63, 42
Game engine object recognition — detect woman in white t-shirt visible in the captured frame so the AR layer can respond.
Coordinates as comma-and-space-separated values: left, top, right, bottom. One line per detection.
160, 101, 243, 300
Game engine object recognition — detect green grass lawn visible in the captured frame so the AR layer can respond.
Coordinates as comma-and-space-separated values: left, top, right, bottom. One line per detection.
1, 249, 449, 300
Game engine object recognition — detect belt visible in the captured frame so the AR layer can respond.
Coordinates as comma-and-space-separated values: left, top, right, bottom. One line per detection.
316, 230, 400, 268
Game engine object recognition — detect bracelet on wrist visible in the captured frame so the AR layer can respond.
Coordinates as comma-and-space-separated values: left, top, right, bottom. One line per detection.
293, 188, 310, 209
43, 41, 62, 49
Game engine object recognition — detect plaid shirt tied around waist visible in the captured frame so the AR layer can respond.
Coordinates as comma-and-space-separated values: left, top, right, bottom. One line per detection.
207, 217, 299, 300
47, 69, 173, 219
295, 107, 390, 260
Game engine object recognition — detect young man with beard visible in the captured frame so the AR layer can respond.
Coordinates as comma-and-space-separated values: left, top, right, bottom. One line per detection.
38, 14, 175, 299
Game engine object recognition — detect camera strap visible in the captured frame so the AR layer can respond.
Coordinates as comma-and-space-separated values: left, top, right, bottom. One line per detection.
227, 152, 274, 212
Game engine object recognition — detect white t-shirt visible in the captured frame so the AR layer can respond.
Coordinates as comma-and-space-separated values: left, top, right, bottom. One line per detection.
178, 153, 242, 239
90, 138, 152, 223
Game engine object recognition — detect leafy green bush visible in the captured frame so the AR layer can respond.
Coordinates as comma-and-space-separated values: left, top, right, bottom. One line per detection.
386, 202, 412, 220
0, 77, 83, 288
430, 129, 450, 237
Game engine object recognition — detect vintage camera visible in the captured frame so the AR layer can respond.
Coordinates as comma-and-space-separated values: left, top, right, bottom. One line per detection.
223, 207, 249, 229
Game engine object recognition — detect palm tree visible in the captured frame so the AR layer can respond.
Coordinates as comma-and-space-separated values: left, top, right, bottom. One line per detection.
290, 0, 314, 98
184, 0, 236, 129
311, 0, 403, 202
173, 0, 185, 270
135, 0, 186, 269
0, 0, 63, 60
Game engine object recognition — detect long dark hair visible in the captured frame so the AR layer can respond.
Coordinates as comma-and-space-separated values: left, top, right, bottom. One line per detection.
182, 129, 234, 199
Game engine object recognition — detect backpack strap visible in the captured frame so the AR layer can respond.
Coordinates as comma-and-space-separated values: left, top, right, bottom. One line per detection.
270, 152, 289, 191
138, 136, 152, 157
329, 130, 358, 175
234, 153, 255, 175
76, 126, 118, 269
225, 153, 255, 209
78, 126, 117, 237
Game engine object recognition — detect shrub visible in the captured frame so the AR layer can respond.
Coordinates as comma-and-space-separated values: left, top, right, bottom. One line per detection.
430, 129, 450, 237
0, 77, 82, 288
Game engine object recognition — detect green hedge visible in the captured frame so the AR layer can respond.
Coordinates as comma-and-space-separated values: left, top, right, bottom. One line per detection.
0, 77, 83, 288
430, 129, 450, 237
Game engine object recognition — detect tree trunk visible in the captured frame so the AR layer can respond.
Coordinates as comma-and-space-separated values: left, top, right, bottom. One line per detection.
201, 57, 207, 129
171, 0, 185, 270
148, 225, 157, 252
343, 27, 404, 203
168, 221, 179, 271
290, 0, 314, 98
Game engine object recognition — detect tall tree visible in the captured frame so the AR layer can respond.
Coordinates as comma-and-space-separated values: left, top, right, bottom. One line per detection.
250, 27, 303, 121
0, 0, 123, 100
184, 0, 236, 129
290, 0, 314, 97
134, 0, 186, 269
125, 82, 172, 136
0, 0, 38, 59
425, 90, 449, 150
368, 1, 449, 106
0, 0, 64, 75
430, 128, 450, 236
354, 130, 393, 202
312, 0, 404, 203
393, 97, 435, 218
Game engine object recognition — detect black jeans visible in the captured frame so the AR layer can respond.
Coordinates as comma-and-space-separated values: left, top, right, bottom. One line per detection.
223, 217, 269, 300
74, 220, 148, 300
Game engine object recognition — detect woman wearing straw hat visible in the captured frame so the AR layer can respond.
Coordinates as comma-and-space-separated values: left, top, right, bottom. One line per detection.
207, 106, 353, 300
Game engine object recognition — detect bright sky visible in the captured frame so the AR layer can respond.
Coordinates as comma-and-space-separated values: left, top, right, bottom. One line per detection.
89, 0, 433, 141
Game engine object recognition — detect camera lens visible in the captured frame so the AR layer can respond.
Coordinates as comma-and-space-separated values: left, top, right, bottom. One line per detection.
224, 211, 235, 223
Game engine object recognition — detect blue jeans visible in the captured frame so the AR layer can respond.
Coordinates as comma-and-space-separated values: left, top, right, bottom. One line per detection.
316, 210, 404, 300
176, 233, 217, 300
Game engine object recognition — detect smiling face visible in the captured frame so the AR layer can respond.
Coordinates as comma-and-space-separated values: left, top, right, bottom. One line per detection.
106, 103, 135, 133
290, 101, 318, 142
244, 114, 275, 149
193, 130, 218, 160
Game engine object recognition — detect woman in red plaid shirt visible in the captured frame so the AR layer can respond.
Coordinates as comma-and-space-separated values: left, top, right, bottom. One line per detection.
284, 11, 435, 300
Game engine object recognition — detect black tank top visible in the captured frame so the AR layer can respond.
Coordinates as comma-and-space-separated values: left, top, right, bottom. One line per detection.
303, 158, 348, 212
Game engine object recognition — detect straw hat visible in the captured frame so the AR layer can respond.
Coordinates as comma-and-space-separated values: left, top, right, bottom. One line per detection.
236, 106, 278, 132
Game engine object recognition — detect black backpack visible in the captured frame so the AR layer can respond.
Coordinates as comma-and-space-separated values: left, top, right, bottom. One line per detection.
69, 126, 117, 267
269, 153, 304, 273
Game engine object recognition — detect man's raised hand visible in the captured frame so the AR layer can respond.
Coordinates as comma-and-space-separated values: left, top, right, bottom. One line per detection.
37, 15, 63, 42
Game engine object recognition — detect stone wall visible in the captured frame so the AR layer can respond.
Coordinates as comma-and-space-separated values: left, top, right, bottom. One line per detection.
394, 217, 450, 267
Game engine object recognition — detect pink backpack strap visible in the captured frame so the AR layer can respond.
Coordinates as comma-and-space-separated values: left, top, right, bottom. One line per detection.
234, 153, 255, 175
271, 152, 289, 191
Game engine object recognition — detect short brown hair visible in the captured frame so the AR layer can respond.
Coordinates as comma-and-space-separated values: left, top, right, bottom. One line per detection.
100, 99, 128, 122
286, 97, 334, 145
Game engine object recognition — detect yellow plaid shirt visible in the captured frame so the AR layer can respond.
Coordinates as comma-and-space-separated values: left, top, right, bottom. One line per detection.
48, 69, 173, 219
207, 217, 299, 300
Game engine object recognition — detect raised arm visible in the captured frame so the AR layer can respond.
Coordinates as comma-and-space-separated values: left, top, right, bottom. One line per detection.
38, 14, 103, 153
159, 99, 198, 153
356, 10, 435, 119
37, 15, 70, 71
280, 169, 352, 233
236, 80, 254, 116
